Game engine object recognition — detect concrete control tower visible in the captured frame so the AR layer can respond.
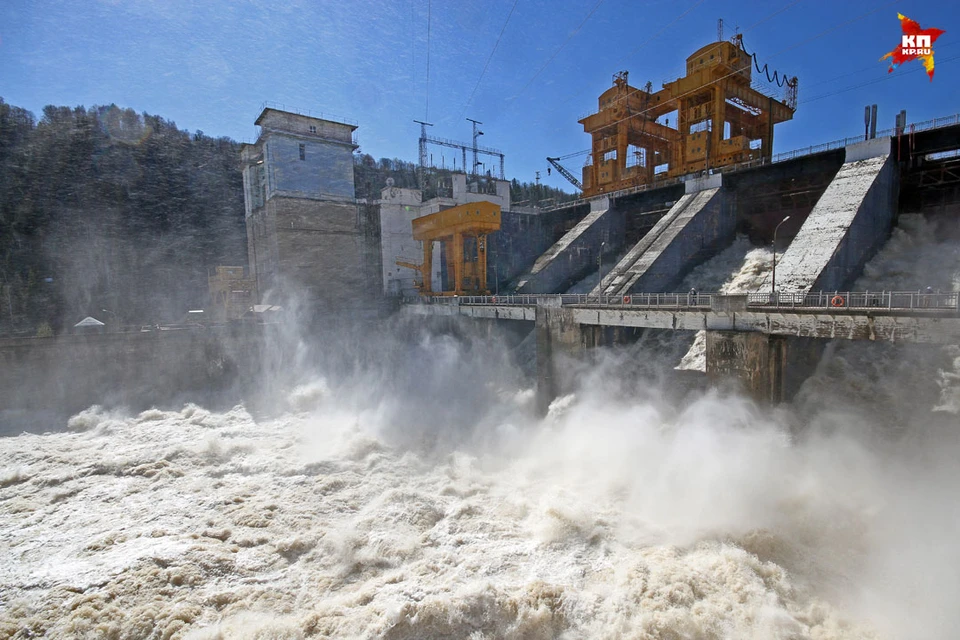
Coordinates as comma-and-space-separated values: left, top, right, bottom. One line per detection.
241, 107, 381, 318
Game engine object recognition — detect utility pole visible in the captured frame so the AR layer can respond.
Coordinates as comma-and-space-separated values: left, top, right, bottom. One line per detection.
414, 120, 433, 189
467, 118, 483, 176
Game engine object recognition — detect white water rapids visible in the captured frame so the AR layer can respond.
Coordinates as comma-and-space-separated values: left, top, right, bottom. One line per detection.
1, 217, 959, 639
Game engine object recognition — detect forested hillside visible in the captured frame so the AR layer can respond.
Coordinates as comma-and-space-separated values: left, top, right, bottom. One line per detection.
0, 99, 246, 335
0, 99, 575, 336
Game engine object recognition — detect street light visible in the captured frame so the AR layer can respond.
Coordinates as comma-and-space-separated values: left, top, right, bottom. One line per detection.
771, 216, 791, 299
598, 241, 606, 295
101, 308, 119, 331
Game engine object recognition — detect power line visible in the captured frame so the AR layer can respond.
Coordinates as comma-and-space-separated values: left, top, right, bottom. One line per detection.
553, 50, 954, 165
459, 0, 521, 121
650, 0, 804, 94
766, 0, 901, 62
561, 0, 798, 109
512, 0, 607, 102
425, 0, 432, 120
800, 53, 960, 104
613, 0, 707, 68
803, 40, 958, 90
742, 0, 804, 33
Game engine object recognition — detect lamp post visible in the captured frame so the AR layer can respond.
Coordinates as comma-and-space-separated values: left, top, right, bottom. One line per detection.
771, 216, 791, 300
101, 308, 119, 332
598, 241, 605, 296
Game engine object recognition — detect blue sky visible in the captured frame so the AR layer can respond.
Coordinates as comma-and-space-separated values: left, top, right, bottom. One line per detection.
2, 0, 958, 192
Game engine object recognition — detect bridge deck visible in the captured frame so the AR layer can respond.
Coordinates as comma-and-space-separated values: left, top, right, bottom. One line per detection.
404, 291, 960, 344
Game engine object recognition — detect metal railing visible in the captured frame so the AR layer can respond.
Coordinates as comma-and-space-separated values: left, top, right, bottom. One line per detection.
415, 291, 960, 313
422, 293, 713, 308
746, 291, 960, 311
258, 101, 358, 127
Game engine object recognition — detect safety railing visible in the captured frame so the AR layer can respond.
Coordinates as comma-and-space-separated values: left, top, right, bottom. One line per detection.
416, 291, 960, 313
746, 291, 960, 311
258, 101, 358, 127
422, 293, 713, 308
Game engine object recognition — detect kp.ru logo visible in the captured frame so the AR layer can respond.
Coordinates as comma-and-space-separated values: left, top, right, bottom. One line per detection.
881, 13, 945, 81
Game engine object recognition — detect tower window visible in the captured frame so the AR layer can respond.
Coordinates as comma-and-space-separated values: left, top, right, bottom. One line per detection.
299, 144, 306, 161
309, 125, 317, 134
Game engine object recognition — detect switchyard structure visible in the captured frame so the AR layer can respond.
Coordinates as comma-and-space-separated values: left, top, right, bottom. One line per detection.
413, 120, 506, 185
578, 35, 797, 197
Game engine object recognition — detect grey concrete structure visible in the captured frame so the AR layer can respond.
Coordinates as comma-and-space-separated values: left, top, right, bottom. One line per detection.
241, 108, 381, 318
597, 177, 733, 295
405, 294, 960, 408
758, 139, 899, 293
704, 332, 824, 404
0, 326, 273, 419
515, 198, 623, 294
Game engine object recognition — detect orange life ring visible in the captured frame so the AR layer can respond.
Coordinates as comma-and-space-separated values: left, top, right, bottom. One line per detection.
623, 295, 631, 304
831, 295, 845, 307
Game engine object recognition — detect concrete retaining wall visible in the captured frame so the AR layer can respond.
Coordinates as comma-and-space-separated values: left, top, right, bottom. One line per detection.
0, 326, 274, 421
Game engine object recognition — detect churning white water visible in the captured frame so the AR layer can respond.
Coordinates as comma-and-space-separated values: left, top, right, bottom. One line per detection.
675, 237, 774, 371
3, 349, 959, 639
2, 217, 959, 639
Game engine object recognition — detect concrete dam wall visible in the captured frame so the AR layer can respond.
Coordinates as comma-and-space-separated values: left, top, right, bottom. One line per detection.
761, 140, 899, 293
515, 198, 623, 294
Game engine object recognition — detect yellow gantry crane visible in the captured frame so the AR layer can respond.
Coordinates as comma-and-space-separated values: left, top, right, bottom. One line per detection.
578, 35, 798, 197
397, 201, 501, 296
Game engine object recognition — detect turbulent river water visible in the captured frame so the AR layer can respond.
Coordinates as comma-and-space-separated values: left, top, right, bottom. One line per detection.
2, 216, 959, 639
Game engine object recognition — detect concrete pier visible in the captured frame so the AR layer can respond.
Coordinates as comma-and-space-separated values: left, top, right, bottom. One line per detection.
705, 331, 824, 404
760, 139, 899, 292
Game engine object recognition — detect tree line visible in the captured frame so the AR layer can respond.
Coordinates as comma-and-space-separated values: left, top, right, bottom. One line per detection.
0, 99, 247, 335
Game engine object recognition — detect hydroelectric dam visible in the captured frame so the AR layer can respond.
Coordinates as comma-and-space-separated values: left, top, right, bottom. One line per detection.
402, 117, 960, 413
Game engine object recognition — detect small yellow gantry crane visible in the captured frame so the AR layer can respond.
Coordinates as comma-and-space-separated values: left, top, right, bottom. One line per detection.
397, 201, 501, 296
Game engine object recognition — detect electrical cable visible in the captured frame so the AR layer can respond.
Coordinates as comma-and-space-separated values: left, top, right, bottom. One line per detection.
803, 39, 958, 90
459, 0, 521, 121
647, 0, 804, 96
738, 38, 795, 88
800, 53, 960, 104
512, 0, 606, 102
425, 0, 432, 120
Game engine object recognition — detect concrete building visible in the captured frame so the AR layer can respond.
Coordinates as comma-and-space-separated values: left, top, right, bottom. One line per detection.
241, 107, 381, 319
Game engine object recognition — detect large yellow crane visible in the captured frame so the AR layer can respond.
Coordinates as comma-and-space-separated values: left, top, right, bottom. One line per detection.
397, 201, 501, 296
579, 35, 798, 197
